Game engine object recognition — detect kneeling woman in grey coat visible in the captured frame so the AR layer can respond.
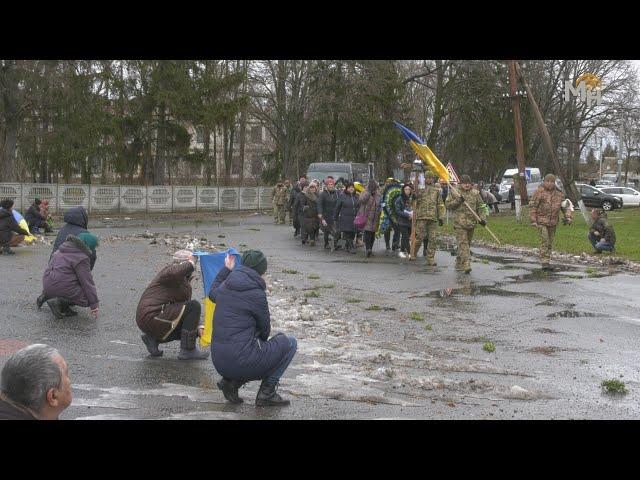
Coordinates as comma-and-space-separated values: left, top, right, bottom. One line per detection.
41, 233, 100, 319
209, 250, 297, 406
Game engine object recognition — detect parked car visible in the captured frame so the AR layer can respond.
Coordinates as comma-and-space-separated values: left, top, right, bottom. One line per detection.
599, 186, 640, 207
575, 183, 623, 211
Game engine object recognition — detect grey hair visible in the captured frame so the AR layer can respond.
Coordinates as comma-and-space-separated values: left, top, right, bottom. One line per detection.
0, 344, 62, 412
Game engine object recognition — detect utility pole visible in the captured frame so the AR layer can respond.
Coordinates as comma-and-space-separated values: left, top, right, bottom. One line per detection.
617, 123, 624, 185
508, 60, 529, 205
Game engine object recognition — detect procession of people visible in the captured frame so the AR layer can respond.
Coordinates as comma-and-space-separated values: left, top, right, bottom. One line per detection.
0, 164, 622, 418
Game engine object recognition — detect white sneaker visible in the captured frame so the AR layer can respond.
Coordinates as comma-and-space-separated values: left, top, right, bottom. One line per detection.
398, 252, 407, 259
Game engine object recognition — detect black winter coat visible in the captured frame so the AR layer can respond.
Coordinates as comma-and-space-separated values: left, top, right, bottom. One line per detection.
0, 209, 29, 246
334, 192, 359, 233
394, 195, 413, 229
209, 266, 290, 382
51, 207, 96, 270
25, 204, 46, 226
291, 188, 304, 222
317, 190, 339, 226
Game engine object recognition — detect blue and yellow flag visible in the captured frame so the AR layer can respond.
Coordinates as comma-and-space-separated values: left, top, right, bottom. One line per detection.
393, 121, 450, 182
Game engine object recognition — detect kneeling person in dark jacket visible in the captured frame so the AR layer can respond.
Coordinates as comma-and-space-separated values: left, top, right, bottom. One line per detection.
41, 233, 100, 319
135, 252, 208, 360
209, 250, 296, 406
588, 208, 616, 253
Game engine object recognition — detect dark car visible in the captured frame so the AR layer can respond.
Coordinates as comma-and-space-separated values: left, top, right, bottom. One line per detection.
576, 184, 623, 211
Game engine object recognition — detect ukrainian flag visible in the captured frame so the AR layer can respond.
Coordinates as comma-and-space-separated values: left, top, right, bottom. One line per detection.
393, 121, 450, 182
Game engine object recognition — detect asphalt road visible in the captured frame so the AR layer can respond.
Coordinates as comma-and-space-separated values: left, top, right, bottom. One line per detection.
1, 213, 639, 419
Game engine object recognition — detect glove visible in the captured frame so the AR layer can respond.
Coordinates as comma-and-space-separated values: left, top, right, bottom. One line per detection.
479, 220, 487, 227
438, 219, 444, 227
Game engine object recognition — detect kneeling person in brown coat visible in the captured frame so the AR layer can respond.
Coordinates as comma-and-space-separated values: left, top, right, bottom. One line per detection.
135, 252, 208, 360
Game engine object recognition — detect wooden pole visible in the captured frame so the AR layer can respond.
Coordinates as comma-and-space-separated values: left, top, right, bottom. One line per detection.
409, 173, 419, 259
448, 181, 502, 246
508, 60, 529, 205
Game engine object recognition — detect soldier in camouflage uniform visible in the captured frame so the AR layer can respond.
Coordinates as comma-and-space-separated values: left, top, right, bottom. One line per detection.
271, 181, 287, 224
445, 174, 487, 273
411, 171, 445, 264
529, 173, 572, 270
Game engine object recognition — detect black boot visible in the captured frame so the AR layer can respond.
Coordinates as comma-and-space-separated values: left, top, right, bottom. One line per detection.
178, 329, 209, 360
141, 333, 163, 357
37, 292, 49, 310
2, 246, 15, 255
57, 298, 78, 317
217, 377, 246, 404
46, 298, 65, 319
255, 380, 290, 406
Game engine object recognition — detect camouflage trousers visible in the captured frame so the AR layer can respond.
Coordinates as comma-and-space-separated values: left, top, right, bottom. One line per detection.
414, 219, 438, 264
274, 205, 286, 224
454, 227, 475, 270
537, 225, 556, 265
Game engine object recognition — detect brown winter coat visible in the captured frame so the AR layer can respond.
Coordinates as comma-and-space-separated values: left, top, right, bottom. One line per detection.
135, 261, 195, 341
299, 190, 320, 233
358, 191, 382, 232
529, 186, 571, 227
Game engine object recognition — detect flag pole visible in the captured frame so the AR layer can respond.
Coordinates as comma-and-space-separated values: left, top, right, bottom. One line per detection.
447, 180, 502, 246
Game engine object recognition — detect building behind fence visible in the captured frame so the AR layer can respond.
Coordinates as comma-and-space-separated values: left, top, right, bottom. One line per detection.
0, 184, 275, 214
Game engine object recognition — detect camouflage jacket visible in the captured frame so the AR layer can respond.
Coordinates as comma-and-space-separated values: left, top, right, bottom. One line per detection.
445, 187, 486, 229
272, 186, 287, 206
590, 217, 616, 245
413, 184, 445, 221
529, 186, 570, 227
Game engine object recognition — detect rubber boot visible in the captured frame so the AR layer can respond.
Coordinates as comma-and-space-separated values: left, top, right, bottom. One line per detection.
46, 298, 65, 319
178, 329, 209, 360
37, 292, 49, 310
141, 333, 163, 357
255, 380, 290, 407
217, 377, 246, 404
61, 302, 78, 317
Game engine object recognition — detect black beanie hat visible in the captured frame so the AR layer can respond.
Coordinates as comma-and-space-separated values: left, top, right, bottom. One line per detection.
241, 250, 268, 275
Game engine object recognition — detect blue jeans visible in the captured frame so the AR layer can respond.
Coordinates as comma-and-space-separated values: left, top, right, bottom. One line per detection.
265, 336, 297, 386
588, 233, 613, 252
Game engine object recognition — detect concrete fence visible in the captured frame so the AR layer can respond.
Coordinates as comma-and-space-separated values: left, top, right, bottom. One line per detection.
0, 184, 274, 214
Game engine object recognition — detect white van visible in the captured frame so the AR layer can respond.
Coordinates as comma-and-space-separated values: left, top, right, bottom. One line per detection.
498, 167, 542, 202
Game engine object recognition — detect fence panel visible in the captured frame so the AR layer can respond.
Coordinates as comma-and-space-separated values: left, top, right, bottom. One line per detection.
258, 187, 273, 210
239, 187, 259, 210
147, 186, 172, 212
0, 184, 22, 211
1, 183, 279, 214
196, 187, 219, 211
120, 186, 147, 213
219, 187, 240, 211
22, 184, 58, 213
173, 186, 197, 211
90, 185, 120, 213
58, 185, 90, 212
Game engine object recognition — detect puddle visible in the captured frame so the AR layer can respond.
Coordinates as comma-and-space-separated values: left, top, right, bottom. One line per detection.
73, 383, 219, 404
547, 310, 600, 318
428, 285, 529, 298
527, 346, 562, 356
534, 328, 562, 334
